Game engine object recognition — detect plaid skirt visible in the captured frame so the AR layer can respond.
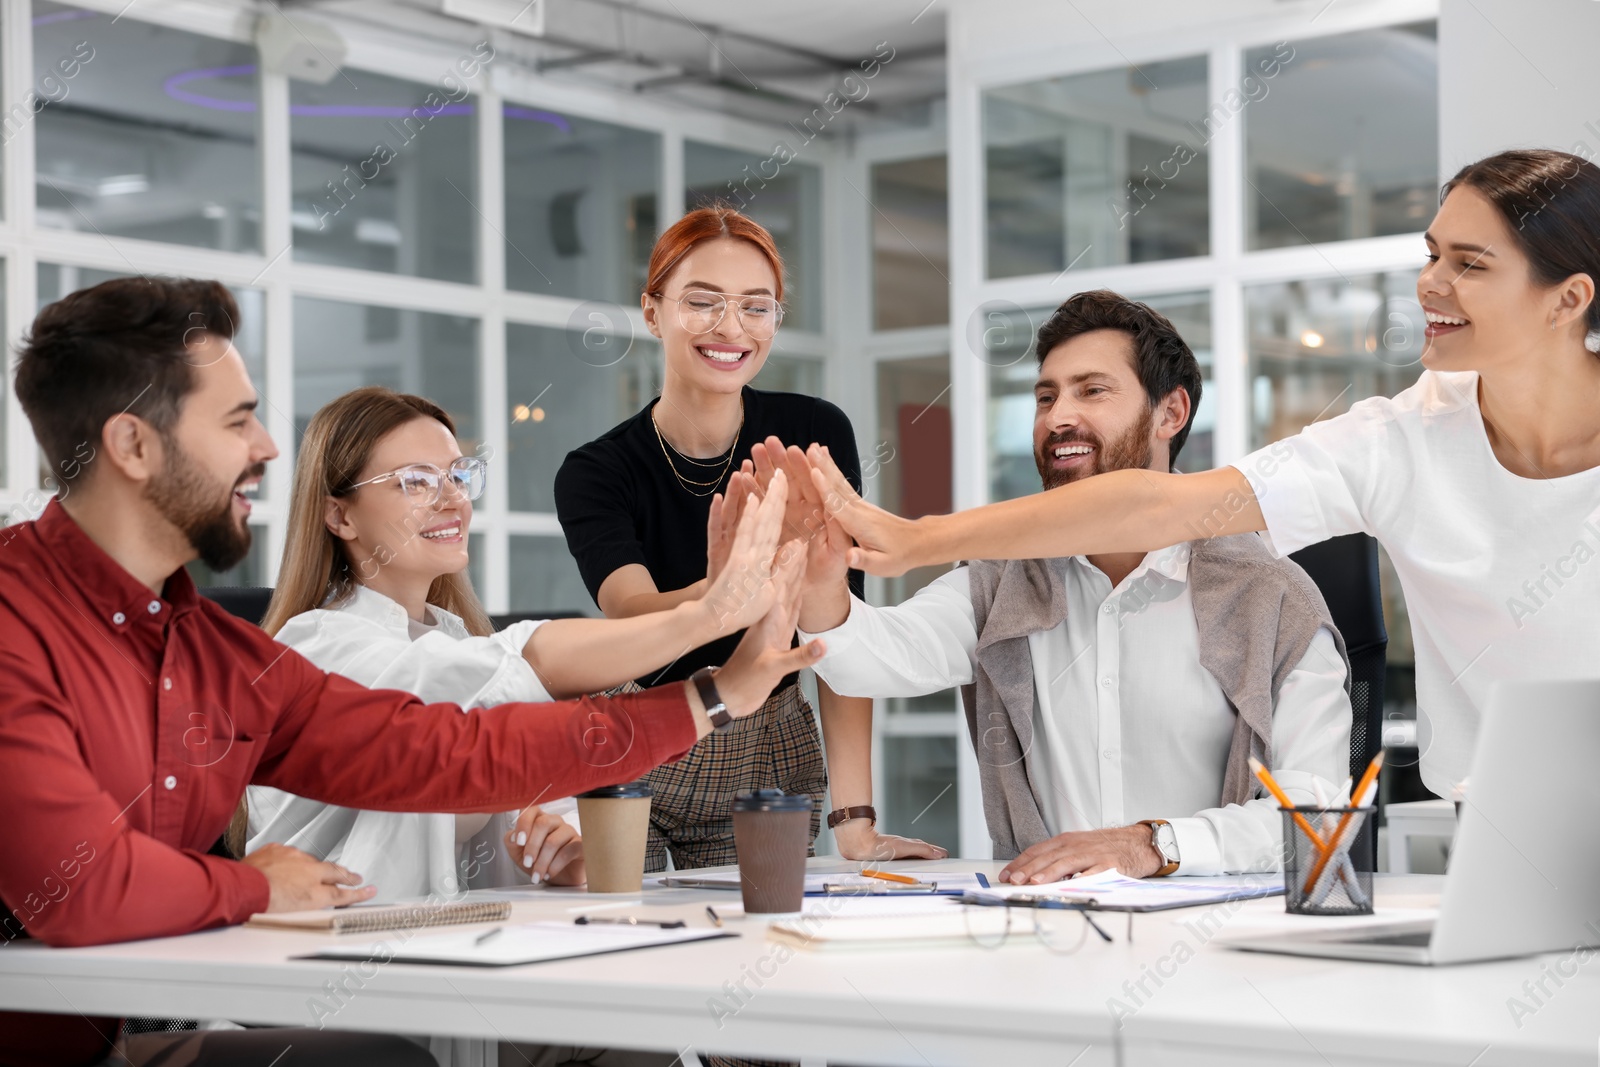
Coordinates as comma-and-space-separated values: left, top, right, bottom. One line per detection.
638, 680, 826, 873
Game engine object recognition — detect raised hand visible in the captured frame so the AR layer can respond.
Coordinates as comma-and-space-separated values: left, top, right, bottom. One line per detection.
806, 444, 924, 578
751, 436, 822, 545
702, 469, 788, 634
713, 542, 825, 718
705, 468, 762, 586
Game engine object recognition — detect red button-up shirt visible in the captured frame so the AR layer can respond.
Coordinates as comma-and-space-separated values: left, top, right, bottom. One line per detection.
0, 501, 699, 1067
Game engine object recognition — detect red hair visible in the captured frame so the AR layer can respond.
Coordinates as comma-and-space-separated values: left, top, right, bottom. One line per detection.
645, 205, 785, 302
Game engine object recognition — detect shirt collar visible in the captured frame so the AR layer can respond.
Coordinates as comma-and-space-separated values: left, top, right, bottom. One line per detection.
1069, 541, 1192, 588
35, 499, 201, 630
336, 583, 469, 639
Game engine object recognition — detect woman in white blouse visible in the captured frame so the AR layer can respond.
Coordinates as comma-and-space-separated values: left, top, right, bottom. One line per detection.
246, 385, 799, 905
803, 148, 1600, 801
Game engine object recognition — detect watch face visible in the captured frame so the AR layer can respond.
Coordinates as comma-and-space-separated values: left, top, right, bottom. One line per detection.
1154, 823, 1180, 862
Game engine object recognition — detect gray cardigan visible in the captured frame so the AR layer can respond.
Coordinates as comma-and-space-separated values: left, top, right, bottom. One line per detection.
958, 533, 1350, 859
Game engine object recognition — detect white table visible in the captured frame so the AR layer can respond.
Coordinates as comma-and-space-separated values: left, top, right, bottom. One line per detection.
2, 859, 1597, 1066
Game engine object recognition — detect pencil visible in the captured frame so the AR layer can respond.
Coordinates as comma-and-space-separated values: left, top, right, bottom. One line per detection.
859, 869, 918, 884
1250, 756, 1329, 853
1300, 751, 1384, 895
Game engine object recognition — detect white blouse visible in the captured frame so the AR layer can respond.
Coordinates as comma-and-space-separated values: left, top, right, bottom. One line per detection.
1234, 369, 1600, 797
246, 584, 574, 903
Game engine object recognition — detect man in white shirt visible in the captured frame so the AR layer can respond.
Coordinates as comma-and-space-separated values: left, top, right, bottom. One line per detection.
796, 290, 1353, 882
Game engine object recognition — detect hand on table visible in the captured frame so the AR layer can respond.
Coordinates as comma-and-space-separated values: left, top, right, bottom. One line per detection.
505, 805, 585, 886
998, 825, 1163, 884
833, 819, 949, 862
243, 842, 376, 911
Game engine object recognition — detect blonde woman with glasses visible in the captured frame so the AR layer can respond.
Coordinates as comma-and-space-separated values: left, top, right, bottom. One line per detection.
248, 386, 812, 1066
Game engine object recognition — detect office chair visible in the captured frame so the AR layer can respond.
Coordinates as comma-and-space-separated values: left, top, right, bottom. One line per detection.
1288, 533, 1388, 814
198, 585, 275, 627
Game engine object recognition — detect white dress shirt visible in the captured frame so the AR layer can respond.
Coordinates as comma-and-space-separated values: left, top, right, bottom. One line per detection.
247, 585, 577, 903
801, 543, 1351, 874
1235, 369, 1600, 796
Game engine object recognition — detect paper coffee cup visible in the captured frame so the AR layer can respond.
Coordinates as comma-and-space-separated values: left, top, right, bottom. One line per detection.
576, 781, 653, 893
731, 789, 813, 914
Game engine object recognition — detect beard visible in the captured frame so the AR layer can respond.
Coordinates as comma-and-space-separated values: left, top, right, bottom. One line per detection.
145, 438, 260, 572
1035, 406, 1156, 490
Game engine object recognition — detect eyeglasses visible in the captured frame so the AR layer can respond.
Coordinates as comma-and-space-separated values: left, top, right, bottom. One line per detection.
660, 289, 785, 340
960, 898, 1116, 955
344, 456, 488, 507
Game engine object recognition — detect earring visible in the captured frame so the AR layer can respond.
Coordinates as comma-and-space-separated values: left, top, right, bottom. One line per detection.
1586, 328, 1600, 353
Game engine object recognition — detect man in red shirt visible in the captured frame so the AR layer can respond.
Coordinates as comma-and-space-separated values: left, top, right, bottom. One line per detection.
0, 278, 822, 1067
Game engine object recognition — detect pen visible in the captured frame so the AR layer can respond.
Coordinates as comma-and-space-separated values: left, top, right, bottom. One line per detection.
706, 906, 722, 928
1249, 756, 1329, 853
1300, 752, 1384, 896
859, 869, 918, 884
574, 916, 687, 929
474, 927, 502, 946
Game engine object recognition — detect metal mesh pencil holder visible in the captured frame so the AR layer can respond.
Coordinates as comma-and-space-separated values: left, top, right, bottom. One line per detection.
1282, 806, 1376, 916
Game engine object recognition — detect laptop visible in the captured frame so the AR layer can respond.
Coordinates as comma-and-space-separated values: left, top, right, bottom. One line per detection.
1233, 679, 1600, 965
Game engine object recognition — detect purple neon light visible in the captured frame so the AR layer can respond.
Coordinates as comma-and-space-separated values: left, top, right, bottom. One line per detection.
33, 9, 98, 25
163, 65, 572, 132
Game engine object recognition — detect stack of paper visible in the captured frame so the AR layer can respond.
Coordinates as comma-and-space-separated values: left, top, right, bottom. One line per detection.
965, 869, 1282, 911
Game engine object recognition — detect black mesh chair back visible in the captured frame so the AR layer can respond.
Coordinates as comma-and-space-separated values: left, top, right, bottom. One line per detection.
1287, 534, 1387, 793
198, 585, 275, 627
489, 610, 588, 631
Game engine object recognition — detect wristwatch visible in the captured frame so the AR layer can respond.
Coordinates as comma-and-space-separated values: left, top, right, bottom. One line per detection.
689, 668, 733, 732
826, 805, 877, 830
1138, 819, 1181, 877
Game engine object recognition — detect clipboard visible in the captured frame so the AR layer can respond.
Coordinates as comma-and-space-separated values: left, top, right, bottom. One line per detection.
658, 872, 991, 897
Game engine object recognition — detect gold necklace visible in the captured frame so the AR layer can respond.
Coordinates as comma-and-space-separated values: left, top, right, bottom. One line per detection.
650, 400, 744, 497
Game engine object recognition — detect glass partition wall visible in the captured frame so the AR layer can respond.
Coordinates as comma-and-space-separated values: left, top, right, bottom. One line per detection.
0, 0, 832, 623
941, 5, 1438, 852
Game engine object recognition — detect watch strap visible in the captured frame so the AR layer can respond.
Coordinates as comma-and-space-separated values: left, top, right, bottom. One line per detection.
690, 668, 732, 732
1138, 819, 1181, 877
826, 805, 877, 830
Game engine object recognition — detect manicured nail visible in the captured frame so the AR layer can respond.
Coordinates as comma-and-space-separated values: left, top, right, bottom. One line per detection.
523, 854, 534, 868
515, 832, 527, 846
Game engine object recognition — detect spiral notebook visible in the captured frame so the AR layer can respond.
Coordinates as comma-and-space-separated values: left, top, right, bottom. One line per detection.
246, 900, 511, 935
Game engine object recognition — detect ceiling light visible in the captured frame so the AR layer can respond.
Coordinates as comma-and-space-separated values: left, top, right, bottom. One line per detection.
1300, 330, 1324, 349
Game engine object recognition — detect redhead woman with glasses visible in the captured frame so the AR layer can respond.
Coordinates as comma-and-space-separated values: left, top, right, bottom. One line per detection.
555, 206, 945, 875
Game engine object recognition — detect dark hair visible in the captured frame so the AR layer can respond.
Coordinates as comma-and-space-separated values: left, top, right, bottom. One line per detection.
1033, 289, 1203, 469
14, 276, 239, 475
1442, 149, 1600, 341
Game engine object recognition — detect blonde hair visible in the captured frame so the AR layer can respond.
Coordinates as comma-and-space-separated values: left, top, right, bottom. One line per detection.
263, 386, 494, 639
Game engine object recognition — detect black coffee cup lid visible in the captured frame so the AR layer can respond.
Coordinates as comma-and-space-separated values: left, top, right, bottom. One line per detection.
732, 788, 813, 813
577, 781, 653, 799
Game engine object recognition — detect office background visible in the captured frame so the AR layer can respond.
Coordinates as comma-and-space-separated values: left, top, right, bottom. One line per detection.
0, 0, 1585, 860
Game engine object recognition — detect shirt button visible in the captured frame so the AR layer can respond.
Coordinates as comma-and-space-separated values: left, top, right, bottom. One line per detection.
112, 612, 126, 625
163, 775, 177, 790
1100, 677, 1113, 688
148, 601, 162, 614
1103, 603, 1115, 614
1102, 748, 1117, 760
163, 678, 173, 691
